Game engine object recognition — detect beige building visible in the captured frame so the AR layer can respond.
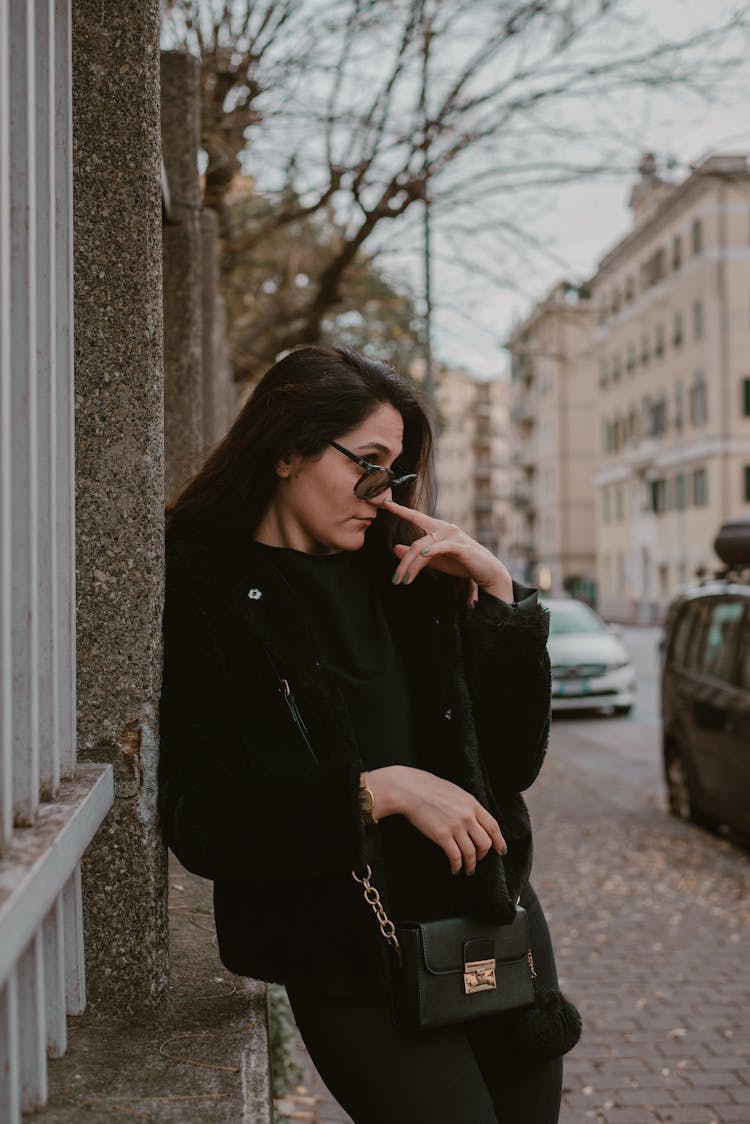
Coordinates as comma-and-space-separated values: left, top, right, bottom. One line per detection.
433, 367, 511, 560
590, 153, 750, 622
505, 282, 598, 596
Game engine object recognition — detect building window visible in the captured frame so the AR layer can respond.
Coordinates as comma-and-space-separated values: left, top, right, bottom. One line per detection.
603, 488, 611, 523
611, 289, 621, 315
655, 323, 665, 357
742, 377, 750, 416
614, 484, 624, 521
673, 311, 683, 348
617, 553, 626, 594
641, 248, 666, 289
612, 352, 622, 382
652, 395, 667, 436
616, 418, 629, 451
626, 343, 636, 372
692, 218, 703, 255
602, 418, 612, 454
745, 466, 750, 503
675, 472, 686, 510
625, 276, 635, 302
599, 359, 609, 388
693, 466, 708, 506
664, 476, 674, 512
672, 234, 683, 271
690, 373, 707, 426
640, 332, 650, 366
650, 478, 666, 514
627, 407, 638, 442
674, 379, 684, 433
693, 300, 703, 340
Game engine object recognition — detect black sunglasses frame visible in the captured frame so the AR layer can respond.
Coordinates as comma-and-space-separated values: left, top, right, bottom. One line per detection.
328, 440, 418, 499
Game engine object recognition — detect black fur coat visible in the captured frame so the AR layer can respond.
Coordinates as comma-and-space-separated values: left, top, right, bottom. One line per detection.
158, 529, 554, 998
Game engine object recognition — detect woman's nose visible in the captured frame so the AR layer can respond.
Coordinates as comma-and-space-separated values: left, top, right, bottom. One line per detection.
368, 487, 392, 510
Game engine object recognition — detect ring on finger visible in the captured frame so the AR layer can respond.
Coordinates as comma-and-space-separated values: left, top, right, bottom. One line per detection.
429, 530, 439, 543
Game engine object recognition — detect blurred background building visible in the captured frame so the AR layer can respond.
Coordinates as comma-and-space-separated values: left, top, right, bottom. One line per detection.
504, 154, 750, 621
433, 366, 511, 559
505, 281, 597, 598
591, 153, 750, 622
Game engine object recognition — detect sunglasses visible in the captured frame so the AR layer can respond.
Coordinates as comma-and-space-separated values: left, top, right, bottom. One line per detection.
329, 440, 418, 501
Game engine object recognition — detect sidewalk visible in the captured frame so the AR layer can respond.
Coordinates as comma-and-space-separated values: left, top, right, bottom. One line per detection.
37, 857, 272, 1122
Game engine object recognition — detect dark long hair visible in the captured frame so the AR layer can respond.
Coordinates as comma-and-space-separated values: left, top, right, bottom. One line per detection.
165, 346, 437, 560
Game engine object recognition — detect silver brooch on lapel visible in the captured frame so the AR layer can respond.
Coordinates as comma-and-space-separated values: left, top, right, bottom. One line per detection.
247, 588, 262, 600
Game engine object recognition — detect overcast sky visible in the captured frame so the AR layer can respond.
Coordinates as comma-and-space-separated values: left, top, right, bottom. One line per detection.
426, 0, 750, 377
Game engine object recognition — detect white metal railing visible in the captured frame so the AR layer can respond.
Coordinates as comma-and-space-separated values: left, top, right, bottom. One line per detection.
0, 1, 114, 1120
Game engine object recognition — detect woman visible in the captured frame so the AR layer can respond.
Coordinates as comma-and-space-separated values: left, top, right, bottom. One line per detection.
158, 346, 581, 1124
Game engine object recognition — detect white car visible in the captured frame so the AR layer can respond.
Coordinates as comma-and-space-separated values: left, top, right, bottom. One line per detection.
541, 597, 636, 715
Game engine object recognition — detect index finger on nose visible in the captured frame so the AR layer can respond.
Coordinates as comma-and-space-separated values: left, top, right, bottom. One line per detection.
382, 497, 438, 528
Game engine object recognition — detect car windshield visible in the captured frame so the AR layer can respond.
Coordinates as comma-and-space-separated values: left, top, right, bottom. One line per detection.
543, 600, 608, 636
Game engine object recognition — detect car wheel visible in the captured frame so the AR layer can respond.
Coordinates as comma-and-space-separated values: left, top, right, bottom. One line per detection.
613, 704, 633, 717
664, 743, 720, 831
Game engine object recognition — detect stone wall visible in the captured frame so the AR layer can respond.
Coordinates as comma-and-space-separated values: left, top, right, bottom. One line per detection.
72, 0, 169, 1013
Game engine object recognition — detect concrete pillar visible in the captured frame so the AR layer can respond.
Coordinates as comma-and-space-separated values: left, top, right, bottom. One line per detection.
161, 51, 204, 499
72, 0, 168, 1013
201, 207, 235, 448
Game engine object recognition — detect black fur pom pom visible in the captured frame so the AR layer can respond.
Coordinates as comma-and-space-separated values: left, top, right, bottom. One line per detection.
507, 987, 582, 1062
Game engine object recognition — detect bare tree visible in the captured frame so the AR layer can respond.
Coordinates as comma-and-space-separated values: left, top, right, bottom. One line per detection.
161, 0, 325, 215
164, 0, 749, 377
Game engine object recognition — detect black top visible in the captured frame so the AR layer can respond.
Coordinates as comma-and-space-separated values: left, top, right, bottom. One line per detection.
253, 542, 465, 923
254, 543, 416, 772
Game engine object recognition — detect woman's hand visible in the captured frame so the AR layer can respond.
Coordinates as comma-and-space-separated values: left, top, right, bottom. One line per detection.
367, 765, 507, 875
380, 497, 513, 602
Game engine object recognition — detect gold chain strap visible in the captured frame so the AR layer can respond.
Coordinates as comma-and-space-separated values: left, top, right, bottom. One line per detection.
353, 867, 537, 979
352, 865, 400, 952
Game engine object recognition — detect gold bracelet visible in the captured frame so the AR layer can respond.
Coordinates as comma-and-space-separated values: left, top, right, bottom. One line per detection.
358, 771, 379, 826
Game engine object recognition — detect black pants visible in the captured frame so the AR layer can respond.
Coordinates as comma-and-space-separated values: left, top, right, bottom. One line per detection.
286, 880, 563, 1124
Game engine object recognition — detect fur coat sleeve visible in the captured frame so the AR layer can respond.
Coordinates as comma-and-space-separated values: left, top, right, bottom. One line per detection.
157, 570, 368, 884
460, 581, 551, 794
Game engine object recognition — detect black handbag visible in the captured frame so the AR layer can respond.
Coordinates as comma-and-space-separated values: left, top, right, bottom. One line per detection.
352, 864, 537, 1032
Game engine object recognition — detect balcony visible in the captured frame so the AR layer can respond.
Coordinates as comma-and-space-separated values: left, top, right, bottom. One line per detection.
511, 399, 535, 424
511, 444, 538, 470
511, 487, 534, 509
511, 355, 535, 384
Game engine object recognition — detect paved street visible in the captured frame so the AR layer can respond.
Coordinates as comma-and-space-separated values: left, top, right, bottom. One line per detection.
277, 628, 750, 1124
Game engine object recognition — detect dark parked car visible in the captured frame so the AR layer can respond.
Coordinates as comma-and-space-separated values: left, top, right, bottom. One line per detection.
661, 517, 750, 840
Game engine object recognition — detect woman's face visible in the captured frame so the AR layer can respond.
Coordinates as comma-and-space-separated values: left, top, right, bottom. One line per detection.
261, 403, 406, 555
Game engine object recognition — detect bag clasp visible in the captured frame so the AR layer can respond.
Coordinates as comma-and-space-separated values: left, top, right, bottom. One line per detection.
464, 957, 496, 994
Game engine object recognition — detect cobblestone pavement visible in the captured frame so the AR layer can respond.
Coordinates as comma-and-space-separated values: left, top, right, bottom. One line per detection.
275, 713, 750, 1124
